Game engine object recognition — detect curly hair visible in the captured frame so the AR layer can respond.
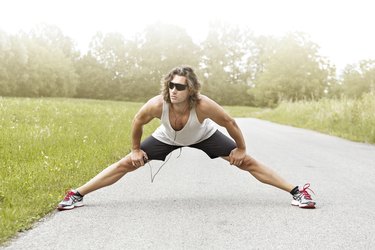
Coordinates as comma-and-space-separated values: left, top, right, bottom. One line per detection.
161, 66, 201, 109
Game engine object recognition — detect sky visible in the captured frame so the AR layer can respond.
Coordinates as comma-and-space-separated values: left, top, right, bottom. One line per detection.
1, 0, 374, 73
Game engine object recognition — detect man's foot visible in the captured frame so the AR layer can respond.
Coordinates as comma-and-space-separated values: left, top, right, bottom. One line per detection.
57, 190, 84, 211
291, 183, 316, 209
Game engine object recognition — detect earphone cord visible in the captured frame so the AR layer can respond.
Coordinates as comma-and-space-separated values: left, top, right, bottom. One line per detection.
147, 130, 182, 183
147, 147, 182, 183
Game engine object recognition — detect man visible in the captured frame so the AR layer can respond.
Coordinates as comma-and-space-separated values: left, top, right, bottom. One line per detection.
58, 66, 316, 210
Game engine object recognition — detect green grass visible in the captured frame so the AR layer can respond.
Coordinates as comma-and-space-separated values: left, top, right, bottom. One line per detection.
0, 97, 158, 244
252, 92, 375, 144
223, 105, 262, 117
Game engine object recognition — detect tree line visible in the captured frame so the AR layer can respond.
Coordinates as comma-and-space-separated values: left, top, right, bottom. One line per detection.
1, 22, 374, 106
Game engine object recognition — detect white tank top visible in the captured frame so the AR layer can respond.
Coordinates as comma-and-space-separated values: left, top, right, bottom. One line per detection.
152, 101, 217, 146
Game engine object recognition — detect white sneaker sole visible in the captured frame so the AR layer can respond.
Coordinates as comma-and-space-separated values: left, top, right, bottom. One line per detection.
291, 200, 316, 209
57, 201, 84, 211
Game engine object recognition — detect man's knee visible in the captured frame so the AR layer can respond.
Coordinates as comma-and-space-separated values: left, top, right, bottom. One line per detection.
239, 155, 258, 171
116, 157, 137, 172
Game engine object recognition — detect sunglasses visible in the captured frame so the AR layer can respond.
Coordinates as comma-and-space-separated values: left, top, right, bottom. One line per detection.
169, 82, 188, 91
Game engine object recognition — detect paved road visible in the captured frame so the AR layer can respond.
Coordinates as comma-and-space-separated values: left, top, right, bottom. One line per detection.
2, 118, 375, 249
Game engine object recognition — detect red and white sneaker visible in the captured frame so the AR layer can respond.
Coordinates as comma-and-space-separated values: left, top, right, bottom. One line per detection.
57, 190, 84, 211
291, 183, 316, 209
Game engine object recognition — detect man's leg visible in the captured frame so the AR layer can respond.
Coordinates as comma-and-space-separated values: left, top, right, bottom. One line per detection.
77, 154, 137, 196
57, 155, 137, 210
77, 136, 178, 196
192, 131, 294, 192
58, 136, 179, 210
222, 155, 294, 192
223, 155, 316, 208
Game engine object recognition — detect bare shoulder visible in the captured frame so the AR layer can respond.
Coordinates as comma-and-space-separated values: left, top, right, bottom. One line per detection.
196, 94, 227, 121
147, 95, 163, 107
139, 95, 163, 119
196, 94, 222, 111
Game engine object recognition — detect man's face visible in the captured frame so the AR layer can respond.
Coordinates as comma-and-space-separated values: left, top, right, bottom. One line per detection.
169, 75, 189, 104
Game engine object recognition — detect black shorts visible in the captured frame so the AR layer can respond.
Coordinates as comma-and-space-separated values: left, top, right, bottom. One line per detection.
140, 130, 236, 161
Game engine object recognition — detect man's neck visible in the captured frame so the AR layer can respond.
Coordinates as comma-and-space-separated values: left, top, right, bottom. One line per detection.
170, 102, 189, 115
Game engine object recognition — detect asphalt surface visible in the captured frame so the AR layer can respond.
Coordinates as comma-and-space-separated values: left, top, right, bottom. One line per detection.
2, 118, 375, 249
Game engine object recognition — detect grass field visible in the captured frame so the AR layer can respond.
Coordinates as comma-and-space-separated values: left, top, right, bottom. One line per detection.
1, 94, 374, 244
252, 92, 375, 144
0, 98, 158, 244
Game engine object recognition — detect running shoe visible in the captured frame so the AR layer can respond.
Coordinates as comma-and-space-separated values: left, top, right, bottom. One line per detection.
57, 190, 84, 211
291, 183, 316, 208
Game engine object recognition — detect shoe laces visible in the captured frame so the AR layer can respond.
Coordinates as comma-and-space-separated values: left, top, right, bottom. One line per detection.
64, 191, 76, 201
300, 183, 315, 200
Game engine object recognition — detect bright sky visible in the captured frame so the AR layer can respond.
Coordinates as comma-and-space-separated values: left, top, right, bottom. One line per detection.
1, 0, 374, 72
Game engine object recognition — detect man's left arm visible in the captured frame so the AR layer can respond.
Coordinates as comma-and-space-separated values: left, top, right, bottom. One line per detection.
198, 96, 246, 165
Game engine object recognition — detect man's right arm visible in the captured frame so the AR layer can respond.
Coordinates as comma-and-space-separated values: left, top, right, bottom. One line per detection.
130, 95, 163, 165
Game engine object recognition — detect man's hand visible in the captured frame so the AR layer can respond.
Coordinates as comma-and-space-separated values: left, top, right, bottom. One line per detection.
229, 148, 246, 166
130, 149, 148, 168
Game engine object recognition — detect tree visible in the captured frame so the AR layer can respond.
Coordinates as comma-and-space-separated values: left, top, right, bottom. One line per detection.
136, 23, 200, 95
88, 32, 133, 100
250, 32, 334, 106
200, 22, 254, 105
342, 60, 375, 98
30, 24, 79, 60
74, 52, 112, 99
17, 25, 79, 97
0, 32, 29, 96
19, 38, 77, 97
